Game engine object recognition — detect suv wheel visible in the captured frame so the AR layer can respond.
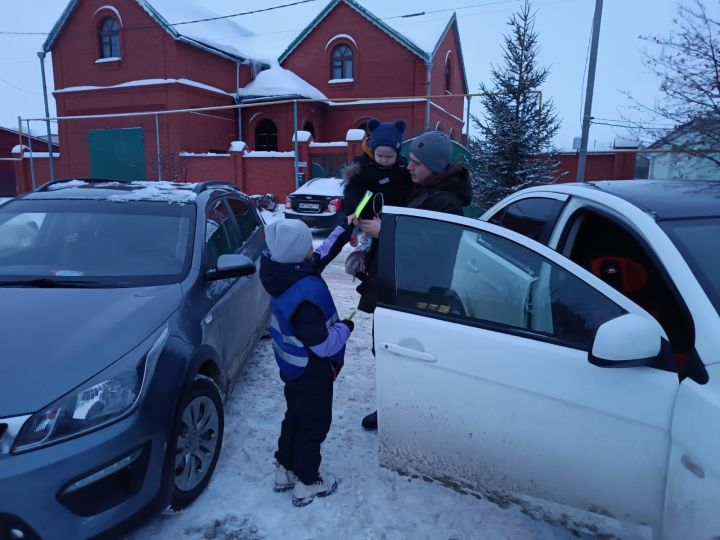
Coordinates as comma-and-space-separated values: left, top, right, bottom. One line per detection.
170, 374, 224, 509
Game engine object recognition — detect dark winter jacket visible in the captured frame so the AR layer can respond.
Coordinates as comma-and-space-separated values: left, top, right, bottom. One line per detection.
343, 154, 412, 219
260, 228, 351, 380
398, 164, 474, 295
406, 164, 473, 215
341, 154, 413, 313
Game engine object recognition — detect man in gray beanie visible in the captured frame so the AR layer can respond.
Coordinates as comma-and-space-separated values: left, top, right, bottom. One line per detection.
355, 130, 473, 432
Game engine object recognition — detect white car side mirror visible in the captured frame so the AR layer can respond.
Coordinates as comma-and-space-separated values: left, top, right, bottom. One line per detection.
589, 313, 665, 368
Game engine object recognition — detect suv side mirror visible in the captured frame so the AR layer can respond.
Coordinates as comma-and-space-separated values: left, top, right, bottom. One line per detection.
589, 313, 670, 368
206, 254, 256, 281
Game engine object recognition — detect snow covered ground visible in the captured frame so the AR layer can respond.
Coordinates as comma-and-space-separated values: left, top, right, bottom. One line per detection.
129, 240, 585, 540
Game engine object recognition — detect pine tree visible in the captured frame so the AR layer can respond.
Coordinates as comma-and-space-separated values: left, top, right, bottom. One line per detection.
469, 1, 561, 210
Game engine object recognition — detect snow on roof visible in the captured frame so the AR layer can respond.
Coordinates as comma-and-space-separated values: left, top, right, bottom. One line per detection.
47, 179, 87, 190
11, 145, 29, 154
291, 177, 344, 196
237, 66, 327, 100
139, 0, 268, 62
104, 181, 198, 204
384, 14, 455, 57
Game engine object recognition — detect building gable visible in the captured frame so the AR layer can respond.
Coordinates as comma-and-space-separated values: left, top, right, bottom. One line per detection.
280, 0, 445, 63
43, 0, 260, 63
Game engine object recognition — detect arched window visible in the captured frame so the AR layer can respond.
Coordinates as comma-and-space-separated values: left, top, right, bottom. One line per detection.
444, 55, 452, 93
448, 127, 455, 141
331, 45, 353, 80
303, 121, 315, 138
435, 121, 444, 132
255, 119, 278, 151
356, 120, 368, 134
99, 17, 121, 58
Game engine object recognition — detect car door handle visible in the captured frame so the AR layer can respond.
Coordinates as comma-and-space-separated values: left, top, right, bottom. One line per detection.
466, 259, 479, 273
379, 342, 436, 362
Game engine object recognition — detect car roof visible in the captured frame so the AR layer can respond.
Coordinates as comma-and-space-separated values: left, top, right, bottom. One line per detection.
590, 180, 720, 220
530, 180, 720, 220
18, 179, 247, 205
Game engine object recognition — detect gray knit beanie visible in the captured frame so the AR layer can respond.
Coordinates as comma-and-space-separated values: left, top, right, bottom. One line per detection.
409, 131, 453, 173
265, 219, 313, 264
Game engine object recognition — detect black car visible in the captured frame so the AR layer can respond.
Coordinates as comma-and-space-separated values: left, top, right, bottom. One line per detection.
284, 177, 345, 228
0, 179, 270, 540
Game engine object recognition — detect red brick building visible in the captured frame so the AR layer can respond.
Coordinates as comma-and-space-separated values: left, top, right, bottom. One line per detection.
0, 127, 58, 196
13, 0, 468, 196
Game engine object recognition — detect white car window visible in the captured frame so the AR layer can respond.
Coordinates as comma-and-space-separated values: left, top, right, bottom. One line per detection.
393, 215, 626, 349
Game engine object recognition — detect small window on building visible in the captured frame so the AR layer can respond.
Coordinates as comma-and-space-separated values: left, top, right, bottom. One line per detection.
331, 45, 353, 80
444, 56, 452, 93
255, 119, 278, 151
99, 17, 121, 59
303, 121, 315, 138
356, 121, 368, 134
448, 127, 455, 141
435, 121, 444, 132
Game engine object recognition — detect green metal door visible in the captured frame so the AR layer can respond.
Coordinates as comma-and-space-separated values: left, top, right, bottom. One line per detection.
88, 127, 146, 181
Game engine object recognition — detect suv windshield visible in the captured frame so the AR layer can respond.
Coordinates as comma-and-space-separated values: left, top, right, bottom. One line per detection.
661, 217, 720, 316
0, 199, 196, 287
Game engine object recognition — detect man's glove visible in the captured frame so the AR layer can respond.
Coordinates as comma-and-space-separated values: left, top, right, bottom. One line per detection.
339, 319, 354, 332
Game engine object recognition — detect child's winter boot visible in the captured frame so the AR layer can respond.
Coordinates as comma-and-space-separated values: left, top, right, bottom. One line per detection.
291, 473, 337, 507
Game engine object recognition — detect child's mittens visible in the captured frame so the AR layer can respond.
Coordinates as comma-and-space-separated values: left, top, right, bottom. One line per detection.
338, 319, 355, 333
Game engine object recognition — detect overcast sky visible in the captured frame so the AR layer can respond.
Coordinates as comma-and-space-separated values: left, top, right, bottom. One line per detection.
0, 0, 709, 149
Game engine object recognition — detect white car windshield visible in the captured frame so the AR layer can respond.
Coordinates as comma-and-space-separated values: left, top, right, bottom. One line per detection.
0, 199, 195, 287
661, 217, 720, 316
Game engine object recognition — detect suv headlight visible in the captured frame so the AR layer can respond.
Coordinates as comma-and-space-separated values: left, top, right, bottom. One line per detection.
13, 325, 169, 453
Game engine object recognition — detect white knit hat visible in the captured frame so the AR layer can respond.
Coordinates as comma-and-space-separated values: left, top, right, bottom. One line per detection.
265, 219, 313, 263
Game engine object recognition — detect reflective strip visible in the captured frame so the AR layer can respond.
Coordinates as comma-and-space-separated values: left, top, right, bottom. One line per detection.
271, 314, 304, 347
273, 342, 307, 367
325, 312, 339, 328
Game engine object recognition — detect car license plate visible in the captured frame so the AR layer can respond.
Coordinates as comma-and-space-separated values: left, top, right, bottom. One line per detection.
298, 202, 320, 211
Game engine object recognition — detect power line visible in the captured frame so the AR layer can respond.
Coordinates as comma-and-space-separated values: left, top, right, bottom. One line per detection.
0, 0, 321, 36
0, 76, 41, 95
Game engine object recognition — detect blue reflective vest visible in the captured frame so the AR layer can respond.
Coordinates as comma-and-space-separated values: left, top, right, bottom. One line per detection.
269, 275, 345, 380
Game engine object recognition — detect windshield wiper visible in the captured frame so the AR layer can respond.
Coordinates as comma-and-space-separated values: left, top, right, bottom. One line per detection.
0, 278, 103, 288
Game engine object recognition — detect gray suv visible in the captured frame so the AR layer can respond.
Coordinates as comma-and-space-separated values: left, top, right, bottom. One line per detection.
0, 180, 270, 539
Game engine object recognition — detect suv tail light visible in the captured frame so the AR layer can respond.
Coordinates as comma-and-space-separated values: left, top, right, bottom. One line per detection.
285, 196, 292, 210
327, 198, 342, 214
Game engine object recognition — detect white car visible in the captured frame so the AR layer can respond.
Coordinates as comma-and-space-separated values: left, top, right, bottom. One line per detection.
374, 180, 720, 539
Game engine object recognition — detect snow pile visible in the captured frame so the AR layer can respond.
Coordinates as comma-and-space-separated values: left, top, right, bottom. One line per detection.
178, 152, 229, 158
47, 179, 87, 190
292, 130, 312, 143
291, 177, 344, 197
345, 129, 366, 141
244, 151, 295, 158
129, 244, 584, 540
309, 141, 347, 148
104, 181, 198, 204
237, 66, 327, 101
229, 141, 248, 153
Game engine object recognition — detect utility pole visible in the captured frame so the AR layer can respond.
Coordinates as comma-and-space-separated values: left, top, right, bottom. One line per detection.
576, 0, 603, 183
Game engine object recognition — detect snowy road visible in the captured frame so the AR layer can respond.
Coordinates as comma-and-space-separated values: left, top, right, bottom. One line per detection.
129, 243, 584, 540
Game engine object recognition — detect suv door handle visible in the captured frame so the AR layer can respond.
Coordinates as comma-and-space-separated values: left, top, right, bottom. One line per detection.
379, 342, 436, 362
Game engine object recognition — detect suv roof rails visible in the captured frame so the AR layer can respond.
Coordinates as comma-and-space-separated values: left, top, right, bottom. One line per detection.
35, 178, 117, 192
193, 181, 242, 194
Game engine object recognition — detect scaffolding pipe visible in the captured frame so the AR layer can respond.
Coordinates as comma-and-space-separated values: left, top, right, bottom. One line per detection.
293, 99, 299, 189
155, 113, 162, 181
38, 51, 55, 181
425, 61, 432, 131
26, 120, 36, 190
